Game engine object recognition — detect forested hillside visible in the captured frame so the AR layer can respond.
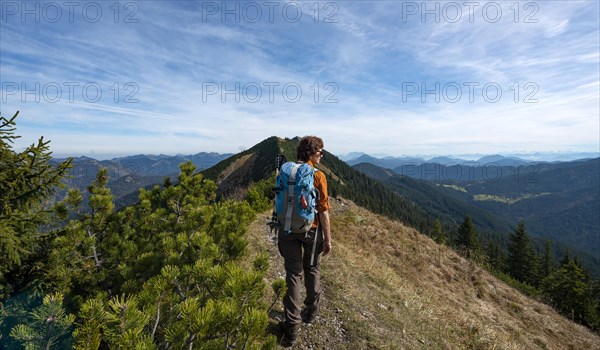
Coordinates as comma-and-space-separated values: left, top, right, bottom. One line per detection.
367, 157, 600, 261
353, 160, 600, 277
453, 158, 600, 260
353, 162, 513, 234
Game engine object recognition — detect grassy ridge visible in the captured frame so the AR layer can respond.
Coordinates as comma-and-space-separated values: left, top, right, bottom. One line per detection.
247, 200, 600, 349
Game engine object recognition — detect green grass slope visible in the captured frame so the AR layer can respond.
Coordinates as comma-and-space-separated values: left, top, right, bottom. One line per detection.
247, 199, 600, 349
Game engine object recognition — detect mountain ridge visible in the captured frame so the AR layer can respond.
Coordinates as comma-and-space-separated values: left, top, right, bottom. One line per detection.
200, 137, 437, 232
342, 152, 600, 165
197, 137, 598, 274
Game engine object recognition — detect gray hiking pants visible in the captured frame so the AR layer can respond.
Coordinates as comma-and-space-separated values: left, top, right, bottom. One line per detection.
278, 228, 323, 325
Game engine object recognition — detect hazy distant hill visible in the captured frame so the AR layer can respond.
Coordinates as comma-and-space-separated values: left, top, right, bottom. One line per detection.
344, 151, 600, 165
352, 162, 513, 233
346, 154, 426, 168
353, 160, 600, 277
346, 153, 532, 167
111, 152, 231, 176
337, 151, 367, 161
441, 158, 600, 260
51, 152, 232, 207
476, 155, 530, 166
427, 156, 466, 164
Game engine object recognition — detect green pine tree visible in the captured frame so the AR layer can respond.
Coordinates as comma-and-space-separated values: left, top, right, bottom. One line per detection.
45, 169, 116, 302
431, 219, 447, 245
9, 293, 75, 349
2, 121, 284, 349
588, 280, 600, 331
64, 162, 276, 349
456, 215, 479, 259
542, 240, 554, 279
507, 221, 539, 286
85, 167, 115, 269
543, 256, 589, 324
486, 241, 505, 272
0, 111, 72, 299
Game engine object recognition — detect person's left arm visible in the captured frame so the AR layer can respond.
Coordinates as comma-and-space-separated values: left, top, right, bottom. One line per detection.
315, 171, 331, 255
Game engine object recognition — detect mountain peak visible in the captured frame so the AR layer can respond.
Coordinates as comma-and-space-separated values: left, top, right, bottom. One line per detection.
201, 136, 284, 198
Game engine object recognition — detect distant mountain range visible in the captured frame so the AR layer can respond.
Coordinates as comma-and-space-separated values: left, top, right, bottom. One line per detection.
52, 146, 599, 276
51, 152, 232, 207
352, 157, 600, 273
55, 152, 233, 178
343, 152, 600, 167
345, 153, 600, 182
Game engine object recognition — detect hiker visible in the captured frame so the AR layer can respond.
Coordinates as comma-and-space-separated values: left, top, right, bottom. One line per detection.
279, 136, 332, 346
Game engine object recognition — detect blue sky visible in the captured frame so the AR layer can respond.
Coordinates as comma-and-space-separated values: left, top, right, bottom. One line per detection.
1, 0, 598, 159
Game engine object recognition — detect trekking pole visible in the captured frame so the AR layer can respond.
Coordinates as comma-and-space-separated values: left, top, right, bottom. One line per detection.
310, 189, 321, 266
276, 153, 286, 172
310, 223, 321, 267
268, 154, 287, 238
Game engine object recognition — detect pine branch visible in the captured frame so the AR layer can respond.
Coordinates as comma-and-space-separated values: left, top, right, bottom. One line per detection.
241, 315, 255, 350
151, 293, 163, 339
173, 277, 185, 300
86, 228, 102, 268
267, 289, 284, 314
186, 333, 196, 350
227, 293, 252, 350
0, 111, 20, 144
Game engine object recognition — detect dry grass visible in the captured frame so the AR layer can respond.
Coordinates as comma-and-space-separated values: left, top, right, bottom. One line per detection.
245, 198, 600, 350
216, 153, 257, 196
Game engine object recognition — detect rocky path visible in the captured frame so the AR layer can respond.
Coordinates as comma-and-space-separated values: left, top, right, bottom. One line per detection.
247, 213, 352, 349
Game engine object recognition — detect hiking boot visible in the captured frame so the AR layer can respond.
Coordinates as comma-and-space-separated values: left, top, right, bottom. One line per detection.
280, 322, 299, 347
301, 307, 319, 324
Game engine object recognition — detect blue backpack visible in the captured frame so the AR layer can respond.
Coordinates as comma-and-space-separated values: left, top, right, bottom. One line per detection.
275, 162, 319, 234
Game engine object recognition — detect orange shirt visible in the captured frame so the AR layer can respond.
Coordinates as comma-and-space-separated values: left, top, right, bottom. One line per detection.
307, 160, 330, 217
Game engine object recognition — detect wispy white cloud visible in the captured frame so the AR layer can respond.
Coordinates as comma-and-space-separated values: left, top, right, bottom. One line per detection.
1, 0, 598, 158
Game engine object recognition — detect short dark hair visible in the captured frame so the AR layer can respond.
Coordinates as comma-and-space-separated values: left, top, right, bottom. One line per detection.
296, 136, 324, 162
